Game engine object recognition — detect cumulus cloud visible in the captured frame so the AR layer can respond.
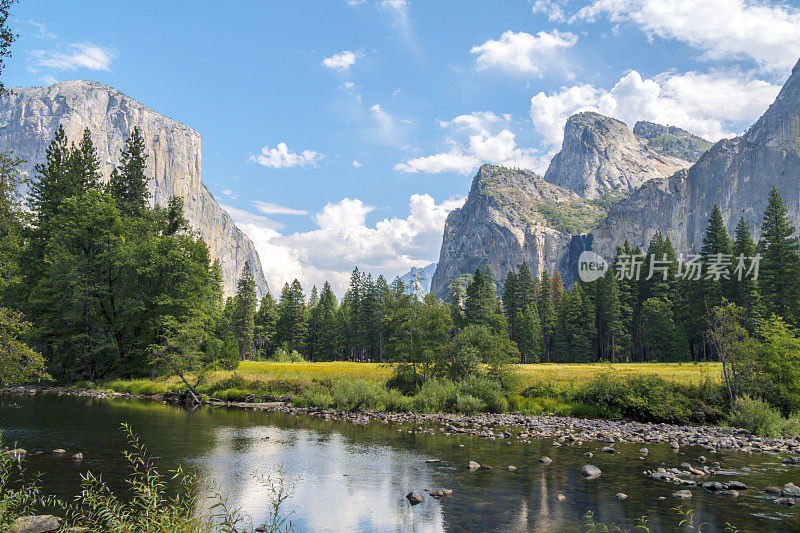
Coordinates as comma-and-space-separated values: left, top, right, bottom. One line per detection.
32, 43, 115, 71
352, 160, 362, 167
395, 111, 548, 174
530, 69, 781, 147
322, 50, 358, 71
573, 0, 800, 72
471, 30, 577, 75
249, 142, 323, 168
226, 194, 465, 295
253, 201, 309, 216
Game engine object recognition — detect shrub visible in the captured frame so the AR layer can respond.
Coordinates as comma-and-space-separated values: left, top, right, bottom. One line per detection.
386, 365, 425, 395
294, 389, 334, 409
455, 394, 485, 414
268, 348, 305, 363
330, 379, 386, 410
727, 395, 800, 437
456, 375, 504, 411
412, 379, 458, 413
574, 372, 693, 424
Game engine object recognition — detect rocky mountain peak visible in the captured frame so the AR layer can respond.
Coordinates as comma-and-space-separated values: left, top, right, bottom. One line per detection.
544, 111, 690, 199
633, 121, 712, 162
429, 164, 603, 297
743, 58, 800, 152
0, 80, 269, 297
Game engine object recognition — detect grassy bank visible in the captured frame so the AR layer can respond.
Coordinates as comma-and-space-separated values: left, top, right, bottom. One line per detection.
95, 362, 726, 425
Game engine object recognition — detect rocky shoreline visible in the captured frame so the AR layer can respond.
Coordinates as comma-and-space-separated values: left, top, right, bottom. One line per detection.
5, 385, 800, 457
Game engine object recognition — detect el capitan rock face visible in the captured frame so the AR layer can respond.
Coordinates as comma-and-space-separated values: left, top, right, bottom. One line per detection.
0, 80, 267, 296
543, 112, 691, 199
591, 58, 800, 260
430, 165, 602, 297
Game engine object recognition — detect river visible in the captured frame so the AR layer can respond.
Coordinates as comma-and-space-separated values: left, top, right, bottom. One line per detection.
2, 392, 800, 532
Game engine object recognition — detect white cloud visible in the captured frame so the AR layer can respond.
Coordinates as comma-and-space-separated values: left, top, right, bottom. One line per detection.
32, 43, 115, 71
530, 69, 781, 147
253, 201, 309, 216
249, 142, 323, 168
471, 30, 577, 75
369, 103, 402, 145
532, 0, 566, 22
226, 194, 465, 295
322, 50, 357, 71
395, 112, 549, 174
439, 111, 511, 133
573, 0, 800, 72
221, 189, 239, 200
352, 160, 362, 167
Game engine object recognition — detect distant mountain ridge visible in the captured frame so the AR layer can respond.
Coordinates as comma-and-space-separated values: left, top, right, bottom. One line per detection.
432, 57, 799, 294
0, 80, 268, 297
399, 263, 437, 294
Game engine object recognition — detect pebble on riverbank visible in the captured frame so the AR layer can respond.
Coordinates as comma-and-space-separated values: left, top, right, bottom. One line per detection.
406, 492, 424, 505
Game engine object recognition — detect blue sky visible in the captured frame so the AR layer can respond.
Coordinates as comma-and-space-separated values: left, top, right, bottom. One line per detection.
5, 0, 800, 293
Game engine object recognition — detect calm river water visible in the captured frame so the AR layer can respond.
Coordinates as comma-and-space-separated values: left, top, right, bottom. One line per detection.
2, 392, 800, 532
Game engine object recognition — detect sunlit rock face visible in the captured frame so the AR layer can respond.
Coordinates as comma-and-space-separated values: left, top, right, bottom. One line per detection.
430, 164, 603, 296
591, 57, 800, 260
544, 111, 691, 199
0, 80, 268, 296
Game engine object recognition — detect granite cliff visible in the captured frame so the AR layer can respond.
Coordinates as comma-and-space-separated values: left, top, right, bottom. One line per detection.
543, 112, 691, 199
0, 80, 268, 296
430, 165, 602, 297
591, 58, 800, 260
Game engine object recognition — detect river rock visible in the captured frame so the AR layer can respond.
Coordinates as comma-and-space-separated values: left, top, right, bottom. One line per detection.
720, 490, 739, 497
557, 493, 566, 502
673, 490, 692, 499
507, 465, 517, 471
581, 465, 601, 479
764, 486, 781, 494
71, 453, 83, 460
539, 456, 552, 464
776, 497, 796, 506
406, 492, 424, 505
601, 446, 615, 454
52, 449, 65, 454
639, 448, 649, 456
702, 481, 724, 491
728, 481, 747, 490
9, 515, 61, 533
781, 483, 800, 497
468, 461, 481, 470
584, 452, 593, 458
616, 492, 628, 500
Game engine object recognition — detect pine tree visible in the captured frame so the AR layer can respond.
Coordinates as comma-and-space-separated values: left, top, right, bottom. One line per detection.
308, 281, 340, 361
759, 187, 800, 324
254, 293, 278, 358
551, 270, 564, 309
538, 270, 555, 362
108, 127, 149, 215
232, 262, 257, 359
515, 304, 542, 363
464, 266, 506, 334
276, 279, 307, 353
69, 128, 101, 191
700, 205, 733, 304
731, 217, 764, 332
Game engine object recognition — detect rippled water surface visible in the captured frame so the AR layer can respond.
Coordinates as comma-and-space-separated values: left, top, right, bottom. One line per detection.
2, 392, 800, 532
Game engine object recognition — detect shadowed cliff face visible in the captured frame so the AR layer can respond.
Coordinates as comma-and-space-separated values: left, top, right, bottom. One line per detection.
0, 80, 268, 297
430, 165, 602, 297
543, 112, 691, 199
590, 58, 800, 261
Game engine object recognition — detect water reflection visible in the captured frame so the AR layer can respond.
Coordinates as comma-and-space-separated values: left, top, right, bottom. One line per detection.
2, 393, 800, 532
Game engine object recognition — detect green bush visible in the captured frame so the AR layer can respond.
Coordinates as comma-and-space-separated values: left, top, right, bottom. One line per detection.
574, 372, 693, 424
267, 348, 305, 363
413, 379, 458, 413
455, 394, 485, 414
456, 375, 504, 411
294, 389, 335, 409
330, 379, 387, 410
727, 395, 800, 437
386, 365, 425, 395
